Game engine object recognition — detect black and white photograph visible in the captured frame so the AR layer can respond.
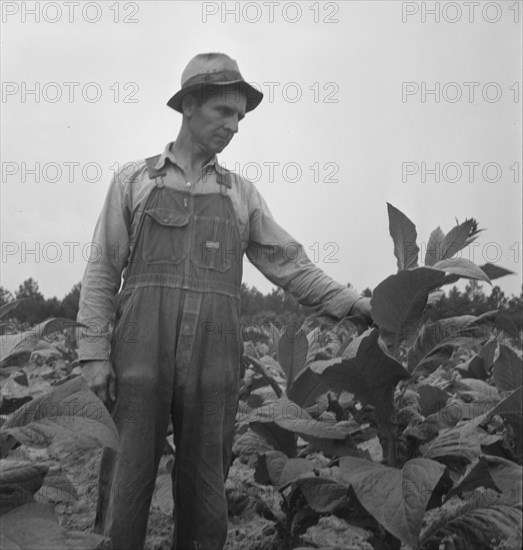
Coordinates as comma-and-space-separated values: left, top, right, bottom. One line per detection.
1, 1, 522, 549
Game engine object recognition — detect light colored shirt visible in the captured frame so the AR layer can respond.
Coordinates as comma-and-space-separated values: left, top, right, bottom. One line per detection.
77, 142, 361, 361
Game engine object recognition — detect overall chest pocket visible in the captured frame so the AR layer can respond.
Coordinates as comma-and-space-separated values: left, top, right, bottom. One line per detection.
143, 207, 189, 263
192, 215, 239, 272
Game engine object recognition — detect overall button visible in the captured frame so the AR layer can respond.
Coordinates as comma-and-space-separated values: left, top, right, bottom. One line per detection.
186, 181, 191, 188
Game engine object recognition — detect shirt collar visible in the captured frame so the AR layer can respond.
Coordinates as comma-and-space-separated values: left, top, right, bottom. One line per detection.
155, 142, 231, 188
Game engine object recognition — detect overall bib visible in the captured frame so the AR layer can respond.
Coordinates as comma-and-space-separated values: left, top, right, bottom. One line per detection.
94, 159, 243, 550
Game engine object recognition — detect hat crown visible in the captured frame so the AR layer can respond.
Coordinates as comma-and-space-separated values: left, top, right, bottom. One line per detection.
167, 52, 263, 113
181, 53, 241, 87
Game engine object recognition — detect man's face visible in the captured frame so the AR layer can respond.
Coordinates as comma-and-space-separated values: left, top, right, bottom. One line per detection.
186, 87, 247, 155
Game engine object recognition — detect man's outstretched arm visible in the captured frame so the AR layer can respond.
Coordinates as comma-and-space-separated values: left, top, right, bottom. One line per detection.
246, 185, 371, 322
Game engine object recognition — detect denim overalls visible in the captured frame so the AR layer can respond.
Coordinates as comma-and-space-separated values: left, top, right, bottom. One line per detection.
94, 156, 243, 550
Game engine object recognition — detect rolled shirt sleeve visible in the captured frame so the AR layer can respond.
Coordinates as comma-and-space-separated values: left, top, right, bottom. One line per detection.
245, 185, 361, 319
77, 168, 131, 362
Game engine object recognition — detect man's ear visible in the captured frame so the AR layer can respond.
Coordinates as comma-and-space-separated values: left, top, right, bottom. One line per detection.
181, 94, 197, 117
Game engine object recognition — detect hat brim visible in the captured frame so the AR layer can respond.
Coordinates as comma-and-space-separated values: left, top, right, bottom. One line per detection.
167, 80, 263, 113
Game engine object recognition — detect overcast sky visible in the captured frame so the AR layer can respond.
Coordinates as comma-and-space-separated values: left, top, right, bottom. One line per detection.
1, 0, 522, 301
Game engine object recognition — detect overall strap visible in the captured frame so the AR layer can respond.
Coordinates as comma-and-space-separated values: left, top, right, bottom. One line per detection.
216, 167, 234, 195
122, 157, 164, 278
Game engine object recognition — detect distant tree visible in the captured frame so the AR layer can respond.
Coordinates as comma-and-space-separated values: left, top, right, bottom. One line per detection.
485, 285, 508, 310
44, 297, 62, 319
239, 283, 265, 317
506, 286, 523, 335
14, 278, 46, 325
240, 284, 304, 328
60, 282, 81, 320
423, 283, 522, 335
0, 287, 17, 335
0, 286, 14, 307
7, 279, 82, 327
15, 278, 42, 300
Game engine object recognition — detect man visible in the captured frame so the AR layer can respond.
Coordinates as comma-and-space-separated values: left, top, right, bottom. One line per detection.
78, 53, 371, 550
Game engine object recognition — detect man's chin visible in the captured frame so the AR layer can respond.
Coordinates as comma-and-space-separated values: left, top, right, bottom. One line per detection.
206, 137, 231, 155
214, 142, 229, 154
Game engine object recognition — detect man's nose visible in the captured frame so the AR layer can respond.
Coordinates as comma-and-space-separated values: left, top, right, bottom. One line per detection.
224, 115, 239, 134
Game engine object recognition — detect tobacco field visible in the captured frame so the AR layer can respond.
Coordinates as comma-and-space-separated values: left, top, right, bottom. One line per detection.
0, 203, 522, 550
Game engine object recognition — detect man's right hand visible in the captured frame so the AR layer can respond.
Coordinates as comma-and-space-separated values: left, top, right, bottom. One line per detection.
81, 360, 116, 407
349, 297, 373, 325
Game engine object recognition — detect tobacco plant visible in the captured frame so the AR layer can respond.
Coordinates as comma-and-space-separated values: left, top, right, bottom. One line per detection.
238, 204, 522, 550
0, 302, 118, 549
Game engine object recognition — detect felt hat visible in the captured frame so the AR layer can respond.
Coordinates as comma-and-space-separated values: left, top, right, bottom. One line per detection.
167, 53, 263, 113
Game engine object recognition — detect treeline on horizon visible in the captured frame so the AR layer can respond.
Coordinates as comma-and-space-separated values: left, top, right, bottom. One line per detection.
1, 277, 522, 334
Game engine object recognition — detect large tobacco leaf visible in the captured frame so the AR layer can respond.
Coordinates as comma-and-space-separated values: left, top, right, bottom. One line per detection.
303, 434, 366, 460
387, 203, 419, 271
278, 325, 308, 386
35, 469, 78, 505
426, 289, 445, 306
408, 315, 470, 374
486, 456, 523, 505
455, 355, 488, 380
304, 326, 322, 366
445, 456, 501, 500
419, 496, 522, 550
416, 385, 449, 417
371, 268, 449, 354
340, 456, 446, 549
425, 227, 445, 267
447, 455, 522, 506
248, 397, 352, 457
0, 318, 85, 368
480, 339, 500, 370
456, 339, 499, 380
407, 315, 483, 374
244, 355, 283, 399
286, 365, 330, 409
248, 422, 297, 458
0, 502, 110, 549
1, 377, 118, 454
292, 475, 349, 513
408, 312, 500, 375
483, 386, 522, 459
492, 344, 523, 391
266, 322, 282, 358
254, 450, 315, 488
412, 347, 455, 378
407, 400, 499, 442
0, 394, 33, 415
459, 378, 499, 400
424, 218, 482, 266
0, 460, 49, 515
421, 422, 482, 463
232, 428, 273, 467
310, 330, 410, 443
432, 258, 491, 284
479, 263, 515, 281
